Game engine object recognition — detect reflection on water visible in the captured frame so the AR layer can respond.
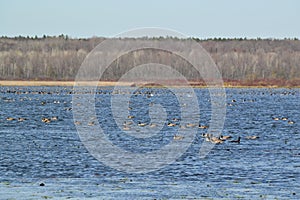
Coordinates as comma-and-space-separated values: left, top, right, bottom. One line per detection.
0, 87, 299, 199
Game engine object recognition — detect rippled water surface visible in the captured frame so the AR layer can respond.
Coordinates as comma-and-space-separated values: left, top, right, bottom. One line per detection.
0, 86, 299, 199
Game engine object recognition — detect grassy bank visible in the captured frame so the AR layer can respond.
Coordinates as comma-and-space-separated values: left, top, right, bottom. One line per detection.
0, 80, 299, 88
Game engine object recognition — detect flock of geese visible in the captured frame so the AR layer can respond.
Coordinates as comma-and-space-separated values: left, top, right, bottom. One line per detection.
202, 133, 240, 144
201, 133, 260, 144
3, 88, 297, 146
120, 116, 261, 144
198, 116, 295, 144
6, 116, 58, 123
5, 114, 295, 145
118, 108, 295, 144
272, 117, 295, 124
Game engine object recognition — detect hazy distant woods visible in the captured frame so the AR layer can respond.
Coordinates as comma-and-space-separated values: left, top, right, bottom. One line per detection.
1, 35, 300, 85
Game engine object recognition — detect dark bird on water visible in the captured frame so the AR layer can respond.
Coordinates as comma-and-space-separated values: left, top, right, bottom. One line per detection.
230, 136, 241, 143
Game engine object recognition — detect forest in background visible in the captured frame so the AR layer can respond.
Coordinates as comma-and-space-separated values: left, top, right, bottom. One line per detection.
1, 35, 300, 86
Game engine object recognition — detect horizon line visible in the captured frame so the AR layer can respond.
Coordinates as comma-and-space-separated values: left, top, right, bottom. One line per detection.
1, 34, 299, 41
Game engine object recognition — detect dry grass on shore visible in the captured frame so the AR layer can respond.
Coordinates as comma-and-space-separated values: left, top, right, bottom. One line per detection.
0, 81, 133, 87
0, 80, 299, 88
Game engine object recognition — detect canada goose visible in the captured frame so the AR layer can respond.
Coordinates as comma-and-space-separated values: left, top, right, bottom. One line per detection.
123, 121, 133, 126
18, 118, 26, 122
42, 118, 51, 123
202, 133, 210, 138
51, 116, 58, 121
199, 125, 209, 129
149, 123, 157, 128
220, 135, 232, 140
138, 122, 147, 127
173, 135, 184, 140
288, 120, 295, 124
210, 137, 223, 144
186, 123, 196, 128
6, 117, 15, 121
230, 136, 241, 143
179, 125, 186, 129
281, 117, 288, 121
207, 134, 223, 144
88, 121, 95, 126
202, 133, 211, 141
245, 135, 259, 140
273, 117, 280, 121
167, 122, 176, 127
172, 118, 179, 122
128, 115, 135, 119
74, 121, 81, 125
147, 94, 154, 98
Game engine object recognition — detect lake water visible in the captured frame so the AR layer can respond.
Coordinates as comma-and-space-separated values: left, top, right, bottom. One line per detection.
0, 86, 299, 199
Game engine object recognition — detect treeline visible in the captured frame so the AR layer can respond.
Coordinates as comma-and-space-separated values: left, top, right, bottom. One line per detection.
0, 35, 300, 85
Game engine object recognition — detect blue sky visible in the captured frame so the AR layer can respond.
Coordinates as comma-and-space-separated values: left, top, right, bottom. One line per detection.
1, 0, 299, 38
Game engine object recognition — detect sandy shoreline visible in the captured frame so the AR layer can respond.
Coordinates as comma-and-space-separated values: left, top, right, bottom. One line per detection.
0, 81, 132, 87
0, 80, 299, 88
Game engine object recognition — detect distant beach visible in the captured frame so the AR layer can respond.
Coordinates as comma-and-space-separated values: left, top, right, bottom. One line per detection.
0, 80, 299, 88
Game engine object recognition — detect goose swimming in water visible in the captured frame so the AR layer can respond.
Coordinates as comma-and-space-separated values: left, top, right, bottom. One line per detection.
202, 133, 212, 142
88, 121, 95, 126
138, 122, 147, 127
202, 133, 210, 138
18, 118, 26, 122
220, 135, 232, 141
51, 116, 58, 121
186, 123, 196, 128
167, 122, 176, 127
245, 135, 259, 140
179, 125, 186, 129
42, 118, 51, 123
149, 123, 157, 128
172, 118, 179, 122
6, 117, 15, 121
205, 134, 223, 144
199, 125, 209, 129
173, 135, 184, 140
209, 136, 223, 144
123, 121, 133, 126
74, 121, 81, 125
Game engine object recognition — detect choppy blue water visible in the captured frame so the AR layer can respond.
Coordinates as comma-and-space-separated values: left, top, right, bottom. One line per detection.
0, 86, 299, 199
